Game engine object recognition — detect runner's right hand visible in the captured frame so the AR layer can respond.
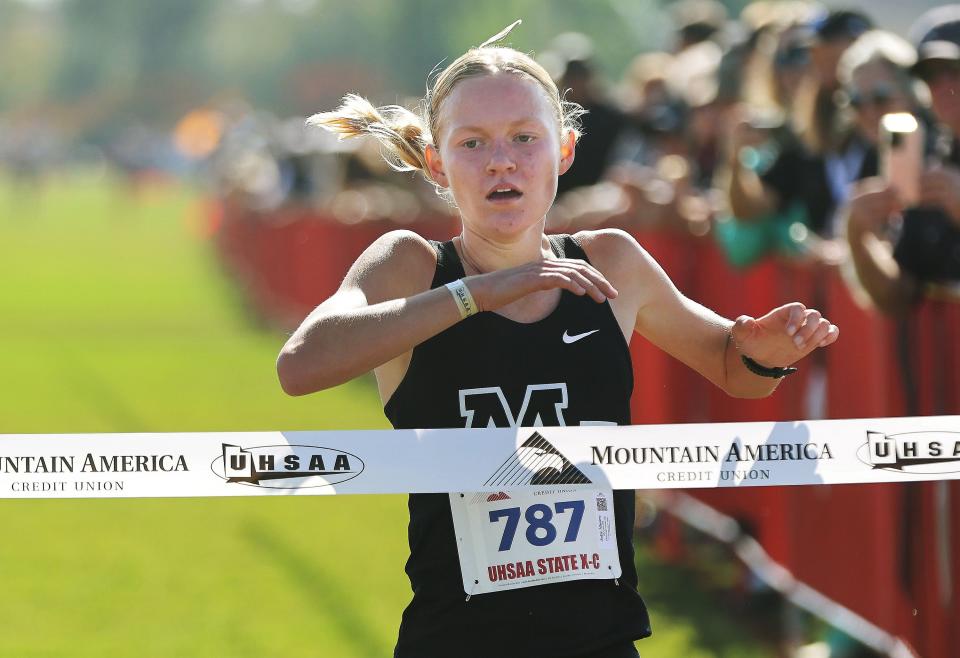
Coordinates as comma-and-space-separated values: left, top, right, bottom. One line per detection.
466, 258, 618, 312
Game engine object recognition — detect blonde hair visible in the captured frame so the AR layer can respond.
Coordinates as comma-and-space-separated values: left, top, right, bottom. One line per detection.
307, 20, 584, 185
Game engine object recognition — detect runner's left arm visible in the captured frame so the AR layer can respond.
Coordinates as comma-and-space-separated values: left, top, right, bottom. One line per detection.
581, 229, 839, 398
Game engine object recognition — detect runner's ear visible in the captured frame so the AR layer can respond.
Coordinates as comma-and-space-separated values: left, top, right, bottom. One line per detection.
559, 131, 576, 175
425, 144, 449, 187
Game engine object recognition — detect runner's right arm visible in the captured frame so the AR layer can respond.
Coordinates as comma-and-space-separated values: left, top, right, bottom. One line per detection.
276, 230, 616, 397
277, 230, 454, 396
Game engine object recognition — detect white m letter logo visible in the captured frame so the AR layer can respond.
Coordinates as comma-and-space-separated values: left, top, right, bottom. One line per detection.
459, 384, 569, 428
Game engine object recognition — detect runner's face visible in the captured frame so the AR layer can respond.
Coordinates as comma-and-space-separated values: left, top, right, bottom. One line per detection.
428, 74, 574, 238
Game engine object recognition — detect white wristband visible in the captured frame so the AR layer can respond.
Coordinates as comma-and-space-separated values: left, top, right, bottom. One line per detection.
445, 279, 479, 319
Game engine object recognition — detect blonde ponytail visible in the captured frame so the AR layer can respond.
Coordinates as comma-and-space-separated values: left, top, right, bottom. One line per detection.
307, 93, 430, 176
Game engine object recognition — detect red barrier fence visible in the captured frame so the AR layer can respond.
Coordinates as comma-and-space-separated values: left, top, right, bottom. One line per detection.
214, 203, 959, 657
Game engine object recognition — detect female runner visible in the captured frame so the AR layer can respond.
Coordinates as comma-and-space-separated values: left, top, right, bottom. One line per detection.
277, 22, 839, 658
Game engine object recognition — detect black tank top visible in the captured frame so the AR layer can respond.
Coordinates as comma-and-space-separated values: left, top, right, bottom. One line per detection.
385, 235, 651, 658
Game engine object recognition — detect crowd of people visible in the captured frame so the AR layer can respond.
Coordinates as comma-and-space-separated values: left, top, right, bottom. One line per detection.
214, 2, 960, 326
548, 1, 960, 322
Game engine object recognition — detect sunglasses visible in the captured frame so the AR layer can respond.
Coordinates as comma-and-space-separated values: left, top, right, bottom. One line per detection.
845, 83, 896, 109
774, 46, 810, 70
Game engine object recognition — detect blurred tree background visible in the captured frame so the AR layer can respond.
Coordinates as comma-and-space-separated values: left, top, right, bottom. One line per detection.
0, 0, 718, 134
0, 0, 930, 148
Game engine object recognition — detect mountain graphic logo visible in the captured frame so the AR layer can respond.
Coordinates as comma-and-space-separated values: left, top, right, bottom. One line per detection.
486, 491, 512, 502
484, 431, 592, 487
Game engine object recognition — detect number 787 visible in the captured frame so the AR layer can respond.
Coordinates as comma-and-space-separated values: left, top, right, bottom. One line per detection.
488, 500, 585, 552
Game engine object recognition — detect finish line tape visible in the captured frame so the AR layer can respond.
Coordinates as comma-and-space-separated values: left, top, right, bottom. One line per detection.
2, 415, 960, 499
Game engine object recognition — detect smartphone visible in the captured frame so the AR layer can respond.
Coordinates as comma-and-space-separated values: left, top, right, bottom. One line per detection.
879, 113, 924, 207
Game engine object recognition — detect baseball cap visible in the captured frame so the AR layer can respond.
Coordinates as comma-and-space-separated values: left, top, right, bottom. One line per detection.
670, 0, 728, 45
796, 8, 873, 46
909, 5, 960, 77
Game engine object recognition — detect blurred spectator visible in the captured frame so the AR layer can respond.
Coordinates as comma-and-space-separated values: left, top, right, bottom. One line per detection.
0, 117, 65, 194
673, 40, 728, 188
739, 0, 812, 36
835, 30, 924, 178
211, 110, 295, 212
795, 9, 874, 152
847, 5, 960, 315
551, 40, 726, 235
724, 8, 876, 259
543, 32, 631, 196
717, 17, 816, 267
669, 0, 728, 52
654, 38, 737, 235
613, 52, 691, 178
807, 9, 874, 91
738, 3, 818, 116
328, 137, 440, 224
210, 102, 440, 225
552, 13, 757, 237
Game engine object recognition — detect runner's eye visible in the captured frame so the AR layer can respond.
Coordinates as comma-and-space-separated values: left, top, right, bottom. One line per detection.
462, 139, 481, 149
516, 134, 536, 144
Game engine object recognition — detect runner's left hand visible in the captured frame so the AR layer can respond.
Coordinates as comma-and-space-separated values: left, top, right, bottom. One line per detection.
731, 303, 839, 368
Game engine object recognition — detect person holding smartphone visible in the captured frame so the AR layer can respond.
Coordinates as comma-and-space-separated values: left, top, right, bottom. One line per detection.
846, 5, 960, 315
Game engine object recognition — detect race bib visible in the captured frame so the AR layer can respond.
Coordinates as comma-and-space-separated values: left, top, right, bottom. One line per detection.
449, 487, 622, 597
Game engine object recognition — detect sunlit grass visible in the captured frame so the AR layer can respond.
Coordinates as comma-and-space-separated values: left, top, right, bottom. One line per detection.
0, 172, 385, 434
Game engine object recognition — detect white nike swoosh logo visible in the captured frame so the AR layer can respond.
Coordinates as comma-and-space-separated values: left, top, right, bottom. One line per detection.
562, 329, 599, 344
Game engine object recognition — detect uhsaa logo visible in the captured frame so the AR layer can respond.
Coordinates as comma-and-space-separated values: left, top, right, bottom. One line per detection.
857, 431, 960, 475
211, 443, 364, 489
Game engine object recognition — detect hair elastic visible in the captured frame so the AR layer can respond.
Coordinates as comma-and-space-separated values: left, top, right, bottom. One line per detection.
741, 354, 798, 379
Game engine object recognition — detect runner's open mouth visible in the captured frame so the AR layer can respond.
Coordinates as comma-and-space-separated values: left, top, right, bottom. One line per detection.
487, 188, 523, 200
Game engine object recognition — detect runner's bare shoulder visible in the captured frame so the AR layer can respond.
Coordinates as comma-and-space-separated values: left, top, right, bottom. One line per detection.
332, 229, 438, 308
573, 229, 657, 282
573, 228, 676, 317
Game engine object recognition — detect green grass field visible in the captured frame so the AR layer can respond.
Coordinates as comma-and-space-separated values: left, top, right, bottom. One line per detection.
0, 172, 771, 657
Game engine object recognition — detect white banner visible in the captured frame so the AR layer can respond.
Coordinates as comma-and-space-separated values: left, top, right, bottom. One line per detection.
1, 415, 960, 499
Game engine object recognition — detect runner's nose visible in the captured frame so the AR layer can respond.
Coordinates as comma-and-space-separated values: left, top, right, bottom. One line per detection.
486, 143, 517, 175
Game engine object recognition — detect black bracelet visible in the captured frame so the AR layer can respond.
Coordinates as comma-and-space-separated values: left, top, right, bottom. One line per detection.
740, 354, 797, 379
